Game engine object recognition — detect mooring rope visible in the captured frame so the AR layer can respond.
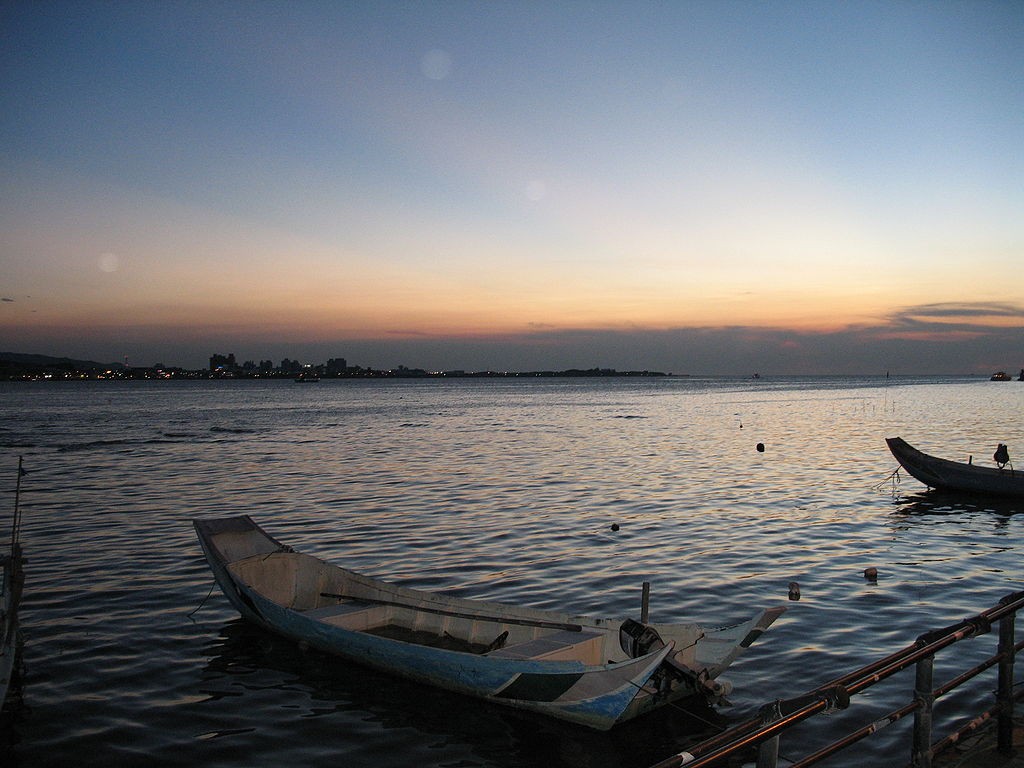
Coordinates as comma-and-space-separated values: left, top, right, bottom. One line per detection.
871, 467, 901, 493
633, 680, 801, 767
187, 579, 217, 618
624, 675, 723, 732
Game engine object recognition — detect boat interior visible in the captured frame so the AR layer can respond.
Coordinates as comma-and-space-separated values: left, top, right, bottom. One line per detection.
227, 550, 621, 664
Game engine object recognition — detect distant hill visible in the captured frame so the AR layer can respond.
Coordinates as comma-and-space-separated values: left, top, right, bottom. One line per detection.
0, 352, 124, 374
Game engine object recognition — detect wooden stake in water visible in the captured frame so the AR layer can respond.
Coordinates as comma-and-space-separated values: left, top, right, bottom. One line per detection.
641, 581, 650, 623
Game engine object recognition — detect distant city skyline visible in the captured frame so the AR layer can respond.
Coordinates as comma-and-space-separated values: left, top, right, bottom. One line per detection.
8, 306, 1023, 378
2, 3, 1022, 375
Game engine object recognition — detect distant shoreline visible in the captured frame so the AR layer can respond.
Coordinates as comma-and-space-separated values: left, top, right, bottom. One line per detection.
3, 369, 674, 381
0, 371, 998, 383
0, 353, 1010, 381
0, 353, 672, 381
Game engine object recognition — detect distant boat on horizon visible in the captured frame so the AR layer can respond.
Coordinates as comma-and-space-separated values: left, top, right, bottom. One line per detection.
990, 371, 1012, 381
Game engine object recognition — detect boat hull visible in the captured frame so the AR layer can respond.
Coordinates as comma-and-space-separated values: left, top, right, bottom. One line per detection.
0, 545, 24, 708
195, 516, 782, 729
886, 437, 1024, 498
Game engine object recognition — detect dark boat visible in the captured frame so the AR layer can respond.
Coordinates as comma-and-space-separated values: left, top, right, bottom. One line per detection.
1, 459, 26, 708
0, 544, 23, 707
886, 437, 1024, 498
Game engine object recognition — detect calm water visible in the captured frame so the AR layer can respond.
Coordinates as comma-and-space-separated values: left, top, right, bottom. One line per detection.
1, 375, 1021, 767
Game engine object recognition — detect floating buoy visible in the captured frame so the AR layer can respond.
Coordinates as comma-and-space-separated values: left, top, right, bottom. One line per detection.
864, 567, 878, 581
610, 523, 620, 532
756, 443, 765, 452
788, 581, 800, 600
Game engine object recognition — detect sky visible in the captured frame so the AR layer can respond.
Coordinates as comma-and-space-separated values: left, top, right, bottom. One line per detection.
1, 1, 1022, 375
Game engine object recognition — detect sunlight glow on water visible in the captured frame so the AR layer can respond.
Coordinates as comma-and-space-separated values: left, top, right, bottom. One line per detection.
1, 376, 1021, 766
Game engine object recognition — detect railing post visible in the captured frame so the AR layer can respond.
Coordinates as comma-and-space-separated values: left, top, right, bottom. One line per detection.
756, 736, 779, 768
996, 604, 1017, 755
912, 656, 934, 768
756, 701, 781, 768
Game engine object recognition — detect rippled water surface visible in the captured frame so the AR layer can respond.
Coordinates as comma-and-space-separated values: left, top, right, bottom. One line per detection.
1, 376, 1022, 767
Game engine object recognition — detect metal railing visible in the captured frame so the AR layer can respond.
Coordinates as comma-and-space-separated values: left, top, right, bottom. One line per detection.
651, 590, 1024, 768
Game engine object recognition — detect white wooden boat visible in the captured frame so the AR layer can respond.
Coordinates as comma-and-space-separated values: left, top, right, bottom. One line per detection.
886, 437, 1024, 498
195, 515, 784, 730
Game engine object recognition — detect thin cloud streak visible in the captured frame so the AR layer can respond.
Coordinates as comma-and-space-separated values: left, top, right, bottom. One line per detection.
888, 302, 1024, 326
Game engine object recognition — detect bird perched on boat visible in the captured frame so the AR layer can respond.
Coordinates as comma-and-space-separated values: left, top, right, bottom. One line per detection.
993, 444, 1010, 468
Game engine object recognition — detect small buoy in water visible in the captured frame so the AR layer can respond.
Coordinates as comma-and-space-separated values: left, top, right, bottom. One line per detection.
864, 567, 878, 581
610, 523, 620, 532
788, 581, 800, 600
756, 443, 765, 452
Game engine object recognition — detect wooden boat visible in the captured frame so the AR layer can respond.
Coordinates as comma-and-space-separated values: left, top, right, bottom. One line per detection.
0, 542, 24, 708
886, 437, 1024, 498
1, 459, 26, 709
195, 515, 784, 730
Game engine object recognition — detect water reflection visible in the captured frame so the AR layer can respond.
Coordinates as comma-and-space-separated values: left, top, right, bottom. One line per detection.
3, 377, 1022, 768
0, 655, 26, 757
892, 490, 1023, 521
200, 619, 726, 768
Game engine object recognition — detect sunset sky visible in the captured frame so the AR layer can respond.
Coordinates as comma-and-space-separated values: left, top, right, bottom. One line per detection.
2, 1, 1022, 374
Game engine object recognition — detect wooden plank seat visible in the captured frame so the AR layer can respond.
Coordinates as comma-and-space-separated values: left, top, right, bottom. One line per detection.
302, 600, 374, 620
487, 629, 604, 663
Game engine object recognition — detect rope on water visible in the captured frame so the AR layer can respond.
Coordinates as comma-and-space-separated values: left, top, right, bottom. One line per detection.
632, 682, 801, 767
872, 467, 902, 494
187, 579, 217, 618
624, 676, 722, 732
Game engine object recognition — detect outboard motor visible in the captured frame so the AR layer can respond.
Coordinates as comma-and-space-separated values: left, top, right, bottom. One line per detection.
619, 618, 666, 658
620, 618, 733, 703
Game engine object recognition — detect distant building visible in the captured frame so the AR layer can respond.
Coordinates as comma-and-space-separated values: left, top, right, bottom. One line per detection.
209, 353, 237, 372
